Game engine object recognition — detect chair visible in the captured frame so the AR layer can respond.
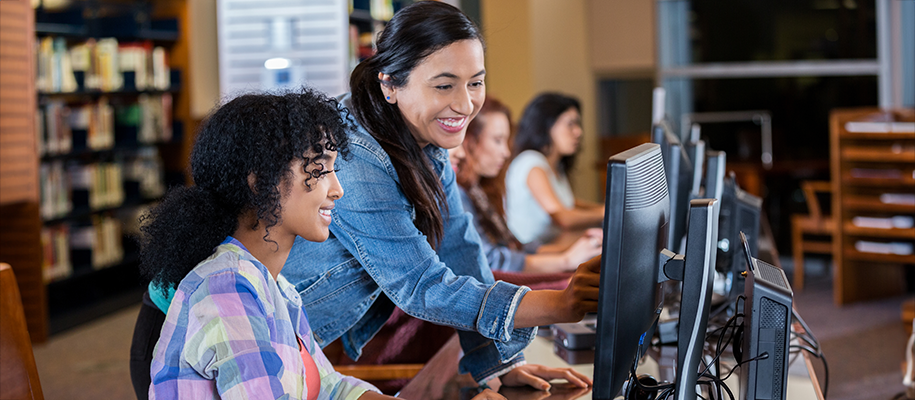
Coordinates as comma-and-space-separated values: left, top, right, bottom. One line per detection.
0, 263, 44, 400
790, 181, 835, 291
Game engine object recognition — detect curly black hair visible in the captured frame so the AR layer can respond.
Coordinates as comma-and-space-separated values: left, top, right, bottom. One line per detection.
138, 87, 351, 293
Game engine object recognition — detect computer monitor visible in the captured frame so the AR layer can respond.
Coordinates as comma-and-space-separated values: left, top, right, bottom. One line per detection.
687, 140, 706, 197
704, 150, 726, 201
652, 122, 695, 253
717, 173, 763, 298
593, 143, 720, 400
594, 143, 669, 400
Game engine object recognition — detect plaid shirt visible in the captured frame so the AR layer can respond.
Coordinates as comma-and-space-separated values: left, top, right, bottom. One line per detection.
149, 237, 377, 400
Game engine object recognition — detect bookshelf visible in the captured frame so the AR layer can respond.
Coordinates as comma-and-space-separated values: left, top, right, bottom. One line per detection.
348, 0, 415, 69
830, 107, 915, 305
3, 0, 190, 338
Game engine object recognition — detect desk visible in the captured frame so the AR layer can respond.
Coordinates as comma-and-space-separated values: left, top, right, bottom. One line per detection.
398, 221, 826, 400
398, 331, 824, 400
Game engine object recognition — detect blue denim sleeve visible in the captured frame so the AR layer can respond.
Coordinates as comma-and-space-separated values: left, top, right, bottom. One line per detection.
327, 140, 534, 381
442, 166, 535, 381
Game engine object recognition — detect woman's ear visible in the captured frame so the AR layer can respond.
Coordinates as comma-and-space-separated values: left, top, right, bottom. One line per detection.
378, 72, 397, 104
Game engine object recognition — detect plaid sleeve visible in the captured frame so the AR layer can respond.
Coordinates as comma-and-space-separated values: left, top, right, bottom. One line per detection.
183, 270, 290, 399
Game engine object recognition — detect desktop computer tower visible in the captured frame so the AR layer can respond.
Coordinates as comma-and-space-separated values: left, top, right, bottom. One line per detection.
740, 256, 793, 400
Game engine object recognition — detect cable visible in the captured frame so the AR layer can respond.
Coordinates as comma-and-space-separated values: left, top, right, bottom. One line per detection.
791, 308, 820, 351
699, 374, 736, 400
790, 344, 829, 399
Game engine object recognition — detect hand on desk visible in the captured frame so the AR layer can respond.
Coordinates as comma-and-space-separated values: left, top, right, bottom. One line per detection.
500, 364, 592, 391
471, 389, 507, 400
498, 383, 591, 400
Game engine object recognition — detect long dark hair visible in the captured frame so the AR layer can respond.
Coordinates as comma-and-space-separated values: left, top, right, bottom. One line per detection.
348, 1, 483, 248
513, 92, 581, 175
456, 96, 521, 250
138, 88, 351, 293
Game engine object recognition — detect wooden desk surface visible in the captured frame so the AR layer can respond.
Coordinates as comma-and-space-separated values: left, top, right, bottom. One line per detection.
398, 218, 826, 400
397, 331, 823, 400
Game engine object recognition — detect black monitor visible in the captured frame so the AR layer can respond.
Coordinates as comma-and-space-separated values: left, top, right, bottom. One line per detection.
686, 140, 705, 198
703, 150, 726, 201
652, 122, 695, 253
716, 173, 763, 298
593, 143, 720, 400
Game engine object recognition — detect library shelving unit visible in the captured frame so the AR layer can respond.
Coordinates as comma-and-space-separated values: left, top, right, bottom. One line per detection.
829, 107, 915, 306
0, 0, 191, 339
348, 0, 414, 70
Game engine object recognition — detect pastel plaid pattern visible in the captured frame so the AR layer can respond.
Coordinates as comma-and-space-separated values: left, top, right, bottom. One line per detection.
149, 237, 377, 399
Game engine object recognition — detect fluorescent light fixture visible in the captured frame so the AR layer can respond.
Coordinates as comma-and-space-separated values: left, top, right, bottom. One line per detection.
264, 58, 291, 70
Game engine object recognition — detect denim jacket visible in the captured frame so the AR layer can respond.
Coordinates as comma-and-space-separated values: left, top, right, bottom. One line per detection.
282, 95, 536, 383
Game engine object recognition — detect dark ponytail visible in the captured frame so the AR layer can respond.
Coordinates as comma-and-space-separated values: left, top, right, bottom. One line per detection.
138, 186, 239, 291
139, 88, 351, 293
349, 1, 483, 248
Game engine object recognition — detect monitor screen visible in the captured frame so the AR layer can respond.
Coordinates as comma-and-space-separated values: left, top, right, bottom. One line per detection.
652, 123, 695, 253
593, 143, 670, 400
717, 173, 763, 298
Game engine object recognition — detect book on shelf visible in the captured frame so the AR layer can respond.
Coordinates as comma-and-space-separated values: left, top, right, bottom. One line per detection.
40, 160, 72, 221
125, 147, 166, 199
41, 214, 127, 283
37, 36, 78, 93
68, 97, 115, 150
38, 100, 73, 155
41, 225, 72, 283
37, 36, 172, 93
66, 161, 124, 211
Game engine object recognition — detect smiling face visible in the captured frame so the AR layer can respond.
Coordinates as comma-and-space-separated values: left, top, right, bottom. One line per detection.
468, 111, 511, 179
549, 107, 583, 157
277, 150, 343, 243
384, 39, 486, 150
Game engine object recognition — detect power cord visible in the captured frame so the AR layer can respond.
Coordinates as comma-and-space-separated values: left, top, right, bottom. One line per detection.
790, 308, 829, 398
789, 344, 829, 399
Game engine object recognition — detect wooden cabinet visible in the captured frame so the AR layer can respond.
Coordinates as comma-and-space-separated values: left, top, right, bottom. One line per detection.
830, 108, 915, 305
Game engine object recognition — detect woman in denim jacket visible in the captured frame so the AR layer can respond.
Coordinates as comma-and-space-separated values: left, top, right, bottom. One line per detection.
132, 2, 600, 395
283, 2, 599, 390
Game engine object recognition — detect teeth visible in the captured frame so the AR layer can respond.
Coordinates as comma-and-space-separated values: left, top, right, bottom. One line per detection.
319, 209, 331, 216
438, 118, 464, 128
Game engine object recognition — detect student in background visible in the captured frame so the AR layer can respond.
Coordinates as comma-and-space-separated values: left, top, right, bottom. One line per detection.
505, 93, 604, 247
138, 89, 502, 400
449, 95, 602, 274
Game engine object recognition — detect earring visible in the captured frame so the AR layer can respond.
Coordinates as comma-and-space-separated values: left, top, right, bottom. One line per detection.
386, 96, 390, 100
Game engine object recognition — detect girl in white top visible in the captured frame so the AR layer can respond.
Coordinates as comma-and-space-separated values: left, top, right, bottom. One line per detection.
505, 93, 604, 245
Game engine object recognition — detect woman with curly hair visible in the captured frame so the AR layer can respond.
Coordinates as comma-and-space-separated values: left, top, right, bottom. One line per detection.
449, 95, 602, 274
137, 89, 475, 399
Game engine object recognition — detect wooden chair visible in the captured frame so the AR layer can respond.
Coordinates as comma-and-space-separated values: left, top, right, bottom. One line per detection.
0, 263, 44, 400
790, 181, 835, 291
